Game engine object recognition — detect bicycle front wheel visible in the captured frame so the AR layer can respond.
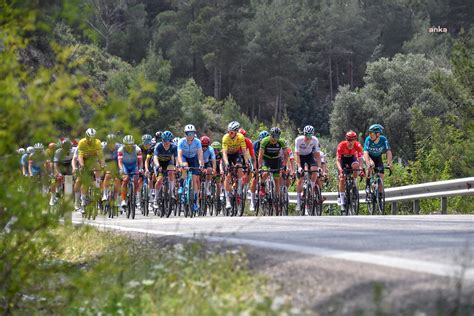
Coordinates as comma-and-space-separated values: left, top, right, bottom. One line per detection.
375, 178, 385, 215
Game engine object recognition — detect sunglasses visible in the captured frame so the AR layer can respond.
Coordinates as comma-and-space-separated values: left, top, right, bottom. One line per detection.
202, 146, 208, 149
304, 133, 313, 137
185, 132, 195, 136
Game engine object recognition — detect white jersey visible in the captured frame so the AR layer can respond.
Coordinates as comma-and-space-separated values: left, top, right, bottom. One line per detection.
320, 151, 327, 164
294, 135, 320, 156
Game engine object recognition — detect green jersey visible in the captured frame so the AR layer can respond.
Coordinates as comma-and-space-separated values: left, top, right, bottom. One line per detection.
260, 136, 287, 159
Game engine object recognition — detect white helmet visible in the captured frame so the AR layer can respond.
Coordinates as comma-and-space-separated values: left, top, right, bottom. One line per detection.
85, 128, 96, 138
184, 124, 196, 133
34, 143, 44, 151
227, 121, 240, 132
26, 146, 34, 154
18, 148, 25, 155
303, 125, 315, 135
172, 137, 180, 144
123, 135, 135, 145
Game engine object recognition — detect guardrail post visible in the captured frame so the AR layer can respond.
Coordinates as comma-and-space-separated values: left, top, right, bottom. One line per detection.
441, 197, 448, 214
391, 202, 397, 215
413, 200, 420, 214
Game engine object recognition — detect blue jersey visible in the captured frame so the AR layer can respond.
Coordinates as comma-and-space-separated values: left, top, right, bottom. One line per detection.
203, 145, 216, 163
178, 138, 202, 158
364, 135, 390, 158
253, 140, 261, 156
21, 153, 29, 166
102, 143, 121, 162
118, 145, 142, 166
154, 143, 177, 162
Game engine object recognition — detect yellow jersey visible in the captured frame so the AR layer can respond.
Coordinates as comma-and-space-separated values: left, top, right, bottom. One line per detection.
77, 138, 104, 159
222, 133, 246, 155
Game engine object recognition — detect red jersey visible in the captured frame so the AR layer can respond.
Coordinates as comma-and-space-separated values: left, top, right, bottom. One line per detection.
244, 137, 255, 159
336, 141, 363, 160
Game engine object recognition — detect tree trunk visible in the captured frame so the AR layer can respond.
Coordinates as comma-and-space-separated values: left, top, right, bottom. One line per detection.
336, 61, 340, 88
328, 51, 333, 99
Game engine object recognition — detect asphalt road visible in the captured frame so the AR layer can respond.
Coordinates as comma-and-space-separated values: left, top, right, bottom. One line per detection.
72, 213, 474, 314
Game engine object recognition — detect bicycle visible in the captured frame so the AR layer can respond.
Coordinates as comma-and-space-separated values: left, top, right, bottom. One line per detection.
159, 168, 175, 218
103, 177, 119, 218
140, 173, 150, 217
366, 166, 392, 215
280, 170, 295, 216
80, 169, 101, 220
225, 165, 248, 217
180, 166, 201, 218
342, 168, 363, 216
256, 168, 282, 216
211, 174, 223, 216
122, 172, 137, 219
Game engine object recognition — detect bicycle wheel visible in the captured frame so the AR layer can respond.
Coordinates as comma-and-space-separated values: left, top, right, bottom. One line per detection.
200, 183, 207, 216
280, 186, 289, 216
238, 185, 247, 217
143, 183, 149, 216
314, 185, 323, 216
350, 185, 359, 215
131, 182, 136, 219
375, 178, 385, 215
255, 192, 260, 216
366, 182, 375, 215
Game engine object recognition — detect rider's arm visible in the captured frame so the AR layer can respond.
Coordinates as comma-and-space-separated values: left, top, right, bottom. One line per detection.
386, 150, 393, 167
177, 149, 183, 166
314, 151, 321, 169
294, 138, 301, 169
28, 159, 33, 177
137, 149, 143, 170
197, 148, 204, 167
258, 148, 264, 169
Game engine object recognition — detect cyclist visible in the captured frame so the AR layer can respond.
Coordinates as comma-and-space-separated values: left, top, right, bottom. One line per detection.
21, 147, 32, 176
336, 130, 364, 211
258, 127, 288, 202
363, 124, 393, 193
222, 121, 249, 210
77, 128, 105, 212
118, 135, 143, 210
239, 128, 255, 196
294, 125, 322, 212
153, 130, 178, 209
177, 124, 205, 212
140, 134, 155, 207
250, 130, 269, 211
45, 142, 57, 176
211, 141, 224, 203
50, 139, 74, 205
201, 136, 216, 197
101, 134, 121, 205
28, 143, 47, 178
281, 146, 296, 189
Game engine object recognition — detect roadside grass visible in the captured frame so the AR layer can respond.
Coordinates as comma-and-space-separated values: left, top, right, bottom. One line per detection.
13, 225, 290, 315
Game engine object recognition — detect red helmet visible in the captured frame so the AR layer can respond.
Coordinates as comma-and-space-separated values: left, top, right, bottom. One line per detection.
200, 136, 211, 146
238, 128, 246, 136
345, 131, 357, 141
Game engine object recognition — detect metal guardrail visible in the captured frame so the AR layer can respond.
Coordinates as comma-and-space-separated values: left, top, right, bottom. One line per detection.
285, 177, 474, 214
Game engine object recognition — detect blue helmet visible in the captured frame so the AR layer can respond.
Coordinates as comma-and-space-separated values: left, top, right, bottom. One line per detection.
368, 124, 384, 133
162, 130, 173, 142
259, 130, 269, 140
141, 134, 153, 145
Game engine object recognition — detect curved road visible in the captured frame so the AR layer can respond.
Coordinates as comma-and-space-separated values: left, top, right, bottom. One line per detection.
73, 214, 474, 314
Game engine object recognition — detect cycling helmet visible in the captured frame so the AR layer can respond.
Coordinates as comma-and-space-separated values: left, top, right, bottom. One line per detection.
106, 134, 116, 141
27, 146, 34, 154
34, 143, 44, 151
172, 137, 180, 144
18, 148, 25, 155
345, 131, 357, 141
211, 141, 221, 150
48, 142, 56, 151
200, 136, 211, 146
142, 134, 153, 145
61, 138, 72, 150
259, 130, 269, 140
238, 128, 247, 136
85, 128, 96, 138
123, 135, 135, 145
162, 131, 173, 142
184, 124, 196, 133
227, 121, 240, 132
368, 124, 384, 133
270, 127, 281, 137
303, 125, 315, 135
155, 131, 162, 139
151, 138, 157, 145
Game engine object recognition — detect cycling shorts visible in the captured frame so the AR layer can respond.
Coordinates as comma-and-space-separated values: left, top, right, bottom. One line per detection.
299, 153, 317, 168
182, 155, 200, 175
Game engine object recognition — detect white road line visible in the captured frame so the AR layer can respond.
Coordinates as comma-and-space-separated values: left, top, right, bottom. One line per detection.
73, 219, 474, 280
